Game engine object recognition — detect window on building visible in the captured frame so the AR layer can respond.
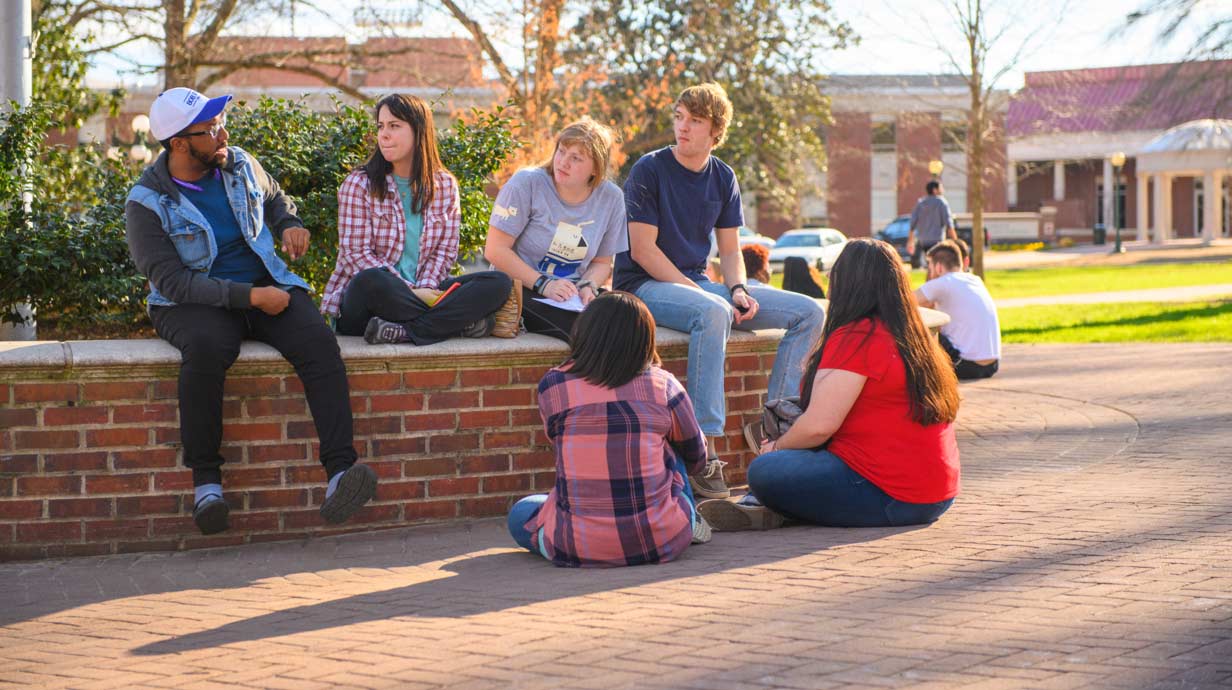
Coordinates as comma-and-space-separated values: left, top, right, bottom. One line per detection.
942, 123, 967, 153
871, 122, 896, 153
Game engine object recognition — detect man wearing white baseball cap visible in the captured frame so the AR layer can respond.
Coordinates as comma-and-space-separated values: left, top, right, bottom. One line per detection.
125, 87, 378, 536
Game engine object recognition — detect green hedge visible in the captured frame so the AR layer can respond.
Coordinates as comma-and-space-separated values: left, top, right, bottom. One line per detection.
0, 97, 519, 336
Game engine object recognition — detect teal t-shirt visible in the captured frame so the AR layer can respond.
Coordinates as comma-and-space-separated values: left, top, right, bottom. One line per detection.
393, 175, 424, 283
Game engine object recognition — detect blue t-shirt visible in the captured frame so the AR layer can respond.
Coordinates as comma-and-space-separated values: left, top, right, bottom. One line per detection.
613, 147, 743, 293
179, 171, 269, 283
392, 175, 424, 283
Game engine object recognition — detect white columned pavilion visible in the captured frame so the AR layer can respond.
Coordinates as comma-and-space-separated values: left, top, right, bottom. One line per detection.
1136, 119, 1232, 246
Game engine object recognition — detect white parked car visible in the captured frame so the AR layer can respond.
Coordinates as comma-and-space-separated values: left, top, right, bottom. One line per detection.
767, 228, 849, 272
738, 226, 775, 249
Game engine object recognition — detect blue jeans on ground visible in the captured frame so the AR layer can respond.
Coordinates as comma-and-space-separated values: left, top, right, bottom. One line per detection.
634, 278, 825, 437
747, 448, 954, 527
507, 458, 698, 556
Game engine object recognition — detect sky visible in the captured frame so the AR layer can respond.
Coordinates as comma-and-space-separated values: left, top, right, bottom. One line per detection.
84, 0, 1213, 93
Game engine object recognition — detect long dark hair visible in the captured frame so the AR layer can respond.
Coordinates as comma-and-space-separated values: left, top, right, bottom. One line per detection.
362, 94, 445, 212
781, 256, 826, 298
799, 238, 959, 426
568, 292, 661, 389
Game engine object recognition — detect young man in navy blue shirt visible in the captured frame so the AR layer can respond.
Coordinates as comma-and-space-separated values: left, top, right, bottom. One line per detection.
614, 83, 825, 500
125, 88, 378, 535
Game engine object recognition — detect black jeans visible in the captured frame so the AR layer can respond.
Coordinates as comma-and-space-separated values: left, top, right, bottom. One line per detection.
151, 288, 357, 487
336, 268, 511, 346
938, 333, 999, 380
520, 286, 581, 343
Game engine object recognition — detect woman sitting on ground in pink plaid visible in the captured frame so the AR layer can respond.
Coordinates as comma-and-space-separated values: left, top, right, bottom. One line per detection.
507, 292, 713, 566
321, 93, 511, 345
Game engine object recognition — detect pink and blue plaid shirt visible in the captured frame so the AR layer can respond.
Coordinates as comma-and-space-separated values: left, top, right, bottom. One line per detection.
321, 168, 461, 316
529, 365, 708, 567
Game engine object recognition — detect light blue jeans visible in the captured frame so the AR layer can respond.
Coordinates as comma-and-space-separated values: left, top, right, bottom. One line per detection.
635, 278, 825, 437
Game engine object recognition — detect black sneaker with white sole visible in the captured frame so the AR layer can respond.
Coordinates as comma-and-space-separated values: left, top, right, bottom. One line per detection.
364, 317, 410, 345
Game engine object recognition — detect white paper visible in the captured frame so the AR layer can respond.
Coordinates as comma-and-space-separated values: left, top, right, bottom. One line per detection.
533, 294, 586, 312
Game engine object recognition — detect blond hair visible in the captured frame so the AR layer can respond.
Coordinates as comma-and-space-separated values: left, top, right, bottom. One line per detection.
542, 117, 617, 190
675, 83, 733, 148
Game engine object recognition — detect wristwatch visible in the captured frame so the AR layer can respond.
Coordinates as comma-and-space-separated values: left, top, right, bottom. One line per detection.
730, 283, 749, 297
533, 275, 552, 295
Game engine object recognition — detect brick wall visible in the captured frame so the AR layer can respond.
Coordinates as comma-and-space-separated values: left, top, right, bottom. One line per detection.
0, 332, 777, 561
826, 112, 873, 237
896, 112, 941, 216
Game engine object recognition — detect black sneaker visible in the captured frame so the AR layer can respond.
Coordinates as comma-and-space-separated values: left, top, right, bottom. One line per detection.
364, 317, 410, 345
319, 464, 378, 524
192, 495, 230, 535
461, 314, 496, 338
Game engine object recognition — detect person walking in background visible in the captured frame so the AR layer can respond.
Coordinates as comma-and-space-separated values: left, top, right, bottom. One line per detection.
907, 180, 957, 267
507, 292, 712, 567
484, 118, 628, 342
125, 87, 377, 535
915, 240, 1001, 380
699, 238, 961, 531
322, 94, 514, 346
615, 83, 825, 501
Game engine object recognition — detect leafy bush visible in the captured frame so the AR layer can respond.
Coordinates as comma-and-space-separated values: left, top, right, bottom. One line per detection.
1, 96, 519, 337
228, 97, 520, 293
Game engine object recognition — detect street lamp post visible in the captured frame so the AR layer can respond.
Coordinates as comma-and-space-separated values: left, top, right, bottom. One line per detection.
928, 159, 944, 179
1110, 151, 1126, 253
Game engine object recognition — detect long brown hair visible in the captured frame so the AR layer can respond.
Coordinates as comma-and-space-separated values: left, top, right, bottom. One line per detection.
799, 238, 959, 426
362, 94, 445, 212
568, 292, 661, 389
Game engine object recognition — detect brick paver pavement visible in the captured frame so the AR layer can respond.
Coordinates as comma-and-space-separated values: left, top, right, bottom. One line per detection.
2, 343, 1230, 690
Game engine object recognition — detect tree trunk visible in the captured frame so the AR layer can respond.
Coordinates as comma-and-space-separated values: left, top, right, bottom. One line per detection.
966, 8, 986, 278
162, 0, 190, 89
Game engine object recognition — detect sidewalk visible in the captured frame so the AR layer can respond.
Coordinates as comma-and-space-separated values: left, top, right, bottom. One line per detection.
3, 343, 1231, 689
984, 238, 1232, 270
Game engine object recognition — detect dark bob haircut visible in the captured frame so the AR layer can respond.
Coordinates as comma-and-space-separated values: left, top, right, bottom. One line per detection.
568, 291, 660, 389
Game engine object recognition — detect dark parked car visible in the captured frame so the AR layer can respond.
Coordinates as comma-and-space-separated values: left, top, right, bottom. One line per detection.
875, 215, 989, 268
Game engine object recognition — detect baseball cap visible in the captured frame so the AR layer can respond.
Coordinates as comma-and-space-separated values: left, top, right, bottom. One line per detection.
148, 87, 233, 141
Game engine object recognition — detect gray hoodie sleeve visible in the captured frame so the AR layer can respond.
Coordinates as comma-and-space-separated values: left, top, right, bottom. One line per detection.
125, 202, 252, 309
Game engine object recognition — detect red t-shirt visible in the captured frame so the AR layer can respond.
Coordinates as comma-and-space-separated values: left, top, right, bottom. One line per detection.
817, 318, 960, 503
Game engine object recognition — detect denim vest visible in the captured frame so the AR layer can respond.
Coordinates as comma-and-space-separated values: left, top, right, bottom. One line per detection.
127, 148, 310, 307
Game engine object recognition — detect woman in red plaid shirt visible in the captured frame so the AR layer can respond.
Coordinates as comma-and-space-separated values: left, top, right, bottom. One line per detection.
506, 292, 714, 567
322, 94, 511, 345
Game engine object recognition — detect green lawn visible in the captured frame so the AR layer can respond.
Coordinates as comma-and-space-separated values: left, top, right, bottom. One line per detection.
906, 261, 1232, 299
1000, 300, 1232, 343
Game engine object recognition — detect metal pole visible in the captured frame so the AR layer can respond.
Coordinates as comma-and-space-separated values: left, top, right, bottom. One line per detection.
1112, 163, 1125, 253
1, 0, 37, 341
1, 0, 33, 108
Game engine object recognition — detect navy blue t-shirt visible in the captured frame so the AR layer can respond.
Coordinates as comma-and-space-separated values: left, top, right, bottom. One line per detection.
179, 171, 269, 283
613, 147, 743, 293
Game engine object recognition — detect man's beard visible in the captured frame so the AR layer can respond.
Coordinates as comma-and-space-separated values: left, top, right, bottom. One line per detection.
192, 144, 226, 170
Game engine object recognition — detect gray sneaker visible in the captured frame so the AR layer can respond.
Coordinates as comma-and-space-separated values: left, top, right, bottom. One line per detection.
461, 314, 496, 338
690, 458, 730, 499
691, 514, 713, 544
697, 499, 785, 532
364, 317, 410, 345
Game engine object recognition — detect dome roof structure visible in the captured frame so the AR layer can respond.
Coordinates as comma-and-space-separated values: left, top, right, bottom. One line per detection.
1140, 119, 1232, 154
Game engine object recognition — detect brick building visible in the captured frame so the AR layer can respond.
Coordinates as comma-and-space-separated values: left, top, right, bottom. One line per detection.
763, 75, 1009, 240
1008, 60, 1232, 241
74, 36, 496, 150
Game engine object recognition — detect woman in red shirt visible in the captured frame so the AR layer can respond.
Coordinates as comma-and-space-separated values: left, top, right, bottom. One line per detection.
699, 238, 961, 529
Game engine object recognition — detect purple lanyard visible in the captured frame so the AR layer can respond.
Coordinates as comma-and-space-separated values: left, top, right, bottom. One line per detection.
172, 168, 221, 191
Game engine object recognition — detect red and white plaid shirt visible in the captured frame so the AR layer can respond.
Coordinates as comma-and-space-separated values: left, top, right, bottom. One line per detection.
321, 168, 461, 316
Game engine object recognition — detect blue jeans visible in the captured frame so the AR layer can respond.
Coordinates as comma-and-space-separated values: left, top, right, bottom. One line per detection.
748, 448, 954, 527
508, 458, 697, 557
634, 279, 825, 437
